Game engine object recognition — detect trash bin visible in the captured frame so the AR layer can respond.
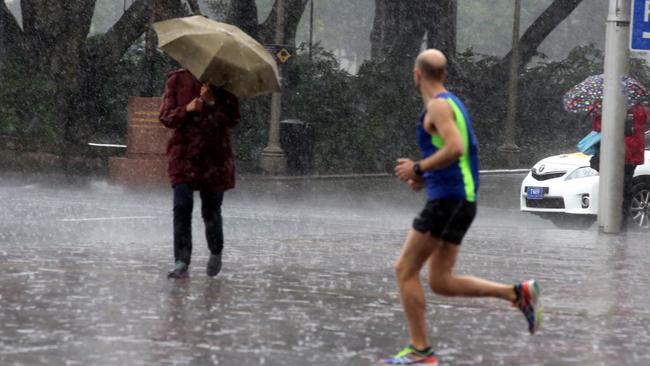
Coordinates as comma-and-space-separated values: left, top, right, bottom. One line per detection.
280, 119, 313, 174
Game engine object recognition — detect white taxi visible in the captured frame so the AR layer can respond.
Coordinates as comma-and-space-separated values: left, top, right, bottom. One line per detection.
520, 132, 650, 229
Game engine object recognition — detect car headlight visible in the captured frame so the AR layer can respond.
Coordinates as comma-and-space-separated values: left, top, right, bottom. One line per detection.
565, 167, 599, 180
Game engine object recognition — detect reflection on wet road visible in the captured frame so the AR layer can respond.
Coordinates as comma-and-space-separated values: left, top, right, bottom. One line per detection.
0, 175, 648, 365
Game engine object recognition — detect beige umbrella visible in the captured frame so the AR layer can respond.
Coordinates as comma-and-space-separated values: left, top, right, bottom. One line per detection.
153, 15, 281, 99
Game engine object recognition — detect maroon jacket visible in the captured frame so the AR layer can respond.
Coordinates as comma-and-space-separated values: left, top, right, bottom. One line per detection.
592, 104, 647, 165
159, 70, 240, 191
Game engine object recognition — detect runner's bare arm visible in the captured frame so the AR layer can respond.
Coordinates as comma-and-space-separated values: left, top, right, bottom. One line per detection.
394, 99, 464, 182
419, 99, 464, 172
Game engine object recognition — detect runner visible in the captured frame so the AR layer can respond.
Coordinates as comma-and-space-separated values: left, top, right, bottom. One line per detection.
382, 49, 542, 366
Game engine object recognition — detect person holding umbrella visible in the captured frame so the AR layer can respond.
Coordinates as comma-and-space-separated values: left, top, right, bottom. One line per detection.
589, 105, 647, 227
564, 74, 649, 228
160, 70, 239, 279
154, 16, 281, 278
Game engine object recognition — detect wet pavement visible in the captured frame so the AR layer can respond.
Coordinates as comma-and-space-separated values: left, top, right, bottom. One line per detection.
0, 173, 649, 365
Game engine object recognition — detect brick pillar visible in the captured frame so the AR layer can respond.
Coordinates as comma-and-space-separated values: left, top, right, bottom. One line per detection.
109, 97, 171, 186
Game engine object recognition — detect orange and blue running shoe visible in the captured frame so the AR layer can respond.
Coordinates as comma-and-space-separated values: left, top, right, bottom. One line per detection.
514, 279, 542, 334
380, 345, 438, 365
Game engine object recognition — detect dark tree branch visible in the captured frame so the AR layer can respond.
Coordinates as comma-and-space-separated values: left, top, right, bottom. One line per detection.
88, 0, 153, 71
87, 0, 183, 78
0, 1, 23, 54
259, 0, 309, 45
1, 1, 22, 34
187, 0, 202, 15
498, 0, 584, 73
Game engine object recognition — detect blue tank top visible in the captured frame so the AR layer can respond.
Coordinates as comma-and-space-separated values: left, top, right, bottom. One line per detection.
416, 92, 480, 202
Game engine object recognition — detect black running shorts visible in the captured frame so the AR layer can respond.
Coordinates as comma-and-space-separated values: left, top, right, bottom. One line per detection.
412, 199, 477, 245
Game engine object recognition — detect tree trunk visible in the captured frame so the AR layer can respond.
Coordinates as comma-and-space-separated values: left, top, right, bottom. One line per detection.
1, 0, 186, 152
0, 2, 24, 62
227, 0, 259, 40
370, 0, 400, 61
79, 0, 185, 143
427, 0, 457, 60
258, 0, 309, 46
370, 0, 432, 72
187, 0, 202, 15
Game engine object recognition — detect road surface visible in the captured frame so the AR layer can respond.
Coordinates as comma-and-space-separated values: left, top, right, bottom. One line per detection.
0, 173, 648, 365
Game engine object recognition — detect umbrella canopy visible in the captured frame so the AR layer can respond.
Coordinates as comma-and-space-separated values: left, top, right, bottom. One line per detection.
153, 15, 281, 99
562, 74, 648, 114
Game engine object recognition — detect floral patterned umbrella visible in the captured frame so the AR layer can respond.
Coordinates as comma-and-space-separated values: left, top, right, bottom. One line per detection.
562, 74, 648, 114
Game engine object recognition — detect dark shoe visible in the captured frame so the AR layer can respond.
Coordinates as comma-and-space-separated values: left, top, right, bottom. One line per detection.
167, 261, 188, 279
206, 253, 222, 277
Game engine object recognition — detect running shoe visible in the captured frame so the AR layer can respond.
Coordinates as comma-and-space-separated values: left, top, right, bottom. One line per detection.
514, 279, 542, 334
167, 261, 189, 279
380, 345, 438, 365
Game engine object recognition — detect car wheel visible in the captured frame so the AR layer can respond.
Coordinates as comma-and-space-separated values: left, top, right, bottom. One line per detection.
547, 214, 596, 230
629, 182, 650, 229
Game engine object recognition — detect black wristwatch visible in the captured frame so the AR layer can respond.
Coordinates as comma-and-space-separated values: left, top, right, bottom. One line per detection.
413, 162, 424, 176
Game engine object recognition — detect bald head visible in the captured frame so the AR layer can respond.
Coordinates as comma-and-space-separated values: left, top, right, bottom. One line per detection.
415, 49, 448, 82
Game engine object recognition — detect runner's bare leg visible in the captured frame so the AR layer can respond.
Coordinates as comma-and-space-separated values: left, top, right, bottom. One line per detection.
394, 229, 440, 350
427, 242, 516, 301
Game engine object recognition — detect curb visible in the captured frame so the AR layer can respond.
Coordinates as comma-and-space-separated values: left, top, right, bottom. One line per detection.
240, 169, 530, 182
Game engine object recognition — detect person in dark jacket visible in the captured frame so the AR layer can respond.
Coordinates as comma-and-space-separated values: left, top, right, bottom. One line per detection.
159, 69, 240, 278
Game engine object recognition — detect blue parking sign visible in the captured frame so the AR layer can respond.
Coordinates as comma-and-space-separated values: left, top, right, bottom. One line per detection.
631, 0, 650, 51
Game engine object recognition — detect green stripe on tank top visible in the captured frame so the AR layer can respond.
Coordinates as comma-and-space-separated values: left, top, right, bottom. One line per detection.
446, 99, 476, 202
430, 135, 445, 149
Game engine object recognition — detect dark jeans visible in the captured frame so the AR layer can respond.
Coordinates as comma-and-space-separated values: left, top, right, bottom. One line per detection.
622, 165, 636, 227
173, 183, 224, 265
590, 154, 637, 227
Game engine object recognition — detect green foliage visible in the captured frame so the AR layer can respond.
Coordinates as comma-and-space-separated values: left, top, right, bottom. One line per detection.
284, 46, 362, 172
276, 43, 644, 172
0, 59, 60, 150
232, 96, 271, 163
93, 39, 175, 144
4, 36, 645, 173
449, 49, 503, 156
517, 45, 605, 163
280, 45, 420, 173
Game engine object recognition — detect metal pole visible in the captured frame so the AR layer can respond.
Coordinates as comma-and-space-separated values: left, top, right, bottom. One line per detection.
309, 0, 314, 59
260, 0, 287, 174
499, 0, 521, 167
598, 0, 630, 233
